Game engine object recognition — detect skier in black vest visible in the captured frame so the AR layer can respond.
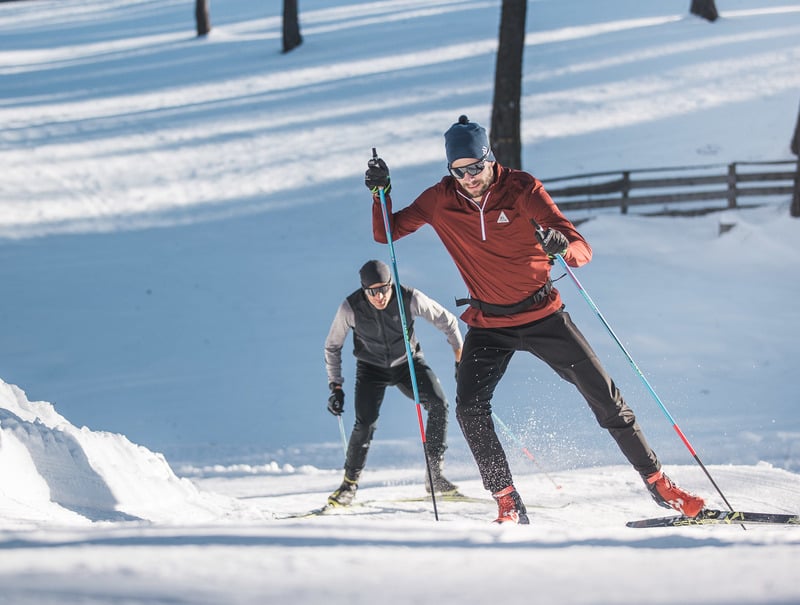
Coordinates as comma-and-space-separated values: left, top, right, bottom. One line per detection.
324, 259, 464, 506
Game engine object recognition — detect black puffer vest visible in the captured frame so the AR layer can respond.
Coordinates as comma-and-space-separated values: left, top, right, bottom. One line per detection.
346, 285, 421, 368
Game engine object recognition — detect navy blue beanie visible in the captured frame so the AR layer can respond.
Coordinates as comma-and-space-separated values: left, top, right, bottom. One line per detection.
444, 115, 494, 164
359, 260, 392, 288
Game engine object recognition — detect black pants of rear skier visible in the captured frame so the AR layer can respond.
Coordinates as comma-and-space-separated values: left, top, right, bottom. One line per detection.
343, 357, 449, 480
455, 309, 660, 494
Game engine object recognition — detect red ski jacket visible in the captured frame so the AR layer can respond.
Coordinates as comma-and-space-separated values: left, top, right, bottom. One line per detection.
372, 163, 592, 328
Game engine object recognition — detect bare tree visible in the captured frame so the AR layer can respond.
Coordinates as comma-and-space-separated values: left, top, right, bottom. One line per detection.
690, 0, 719, 22
195, 0, 210, 37
283, 0, 302, 53
791, 101, 800, 217
490, 0, 527, 169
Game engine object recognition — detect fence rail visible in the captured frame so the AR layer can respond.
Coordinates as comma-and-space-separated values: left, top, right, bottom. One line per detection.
543, 159, 800, 216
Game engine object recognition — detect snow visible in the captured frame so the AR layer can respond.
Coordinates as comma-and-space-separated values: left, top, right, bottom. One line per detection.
1, 0, 799, 603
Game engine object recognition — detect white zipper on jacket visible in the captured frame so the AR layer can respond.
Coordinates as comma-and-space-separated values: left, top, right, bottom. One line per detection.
458, 190, 490, 241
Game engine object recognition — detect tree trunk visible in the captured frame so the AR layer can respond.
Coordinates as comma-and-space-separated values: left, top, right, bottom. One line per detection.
490, 0, 527, 169
195, 0, 210, 37
283, 0, 302, 53
690, 0, 719, 22
792, 101, 800, 217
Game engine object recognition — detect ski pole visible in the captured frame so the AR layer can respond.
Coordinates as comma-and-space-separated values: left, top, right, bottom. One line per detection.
337, 415, 348, 457
530, 219, 737, 515
373, 148, 439, 520
491, 412, 562, 490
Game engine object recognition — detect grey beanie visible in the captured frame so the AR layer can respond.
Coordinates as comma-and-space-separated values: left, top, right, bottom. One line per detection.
359, 259, 392, 288
444, 115, 494, 164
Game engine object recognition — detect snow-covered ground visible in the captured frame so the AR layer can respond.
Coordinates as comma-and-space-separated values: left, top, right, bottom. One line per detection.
1, 0, 799, 603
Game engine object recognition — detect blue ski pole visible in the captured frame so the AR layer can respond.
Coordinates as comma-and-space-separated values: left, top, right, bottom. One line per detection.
373, 148, 439, 520
530, 219, 736, 515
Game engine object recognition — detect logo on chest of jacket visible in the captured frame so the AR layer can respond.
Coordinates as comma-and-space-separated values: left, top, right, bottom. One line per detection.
497, 211, 510, 224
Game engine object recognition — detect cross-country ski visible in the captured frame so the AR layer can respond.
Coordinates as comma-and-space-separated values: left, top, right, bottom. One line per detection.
627, 509, 800, 528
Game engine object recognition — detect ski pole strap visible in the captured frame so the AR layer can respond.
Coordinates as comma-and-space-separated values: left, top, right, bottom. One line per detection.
456, 279, 552, 317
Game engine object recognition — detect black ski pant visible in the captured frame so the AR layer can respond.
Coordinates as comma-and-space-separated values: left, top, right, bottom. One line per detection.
455, 309, 660, 494
344, 357, 449, 481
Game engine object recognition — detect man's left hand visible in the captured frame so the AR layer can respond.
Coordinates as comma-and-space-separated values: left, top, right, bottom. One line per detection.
537, 228, 569, 257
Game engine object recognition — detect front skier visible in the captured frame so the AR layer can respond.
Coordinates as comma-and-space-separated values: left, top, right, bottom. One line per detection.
364, 115, 706, 524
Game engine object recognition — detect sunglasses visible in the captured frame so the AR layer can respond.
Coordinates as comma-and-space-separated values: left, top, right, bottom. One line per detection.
364, 283, 392, 296
448, 153, 490, 179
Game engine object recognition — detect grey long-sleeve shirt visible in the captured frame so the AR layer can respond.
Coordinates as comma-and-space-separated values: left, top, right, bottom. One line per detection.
325, 286, 463, 386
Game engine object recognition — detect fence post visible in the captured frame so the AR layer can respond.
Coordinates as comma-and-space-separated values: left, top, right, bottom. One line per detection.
792, 158, 800, 218
727, 163, 737, 208
621, 171, 630, 214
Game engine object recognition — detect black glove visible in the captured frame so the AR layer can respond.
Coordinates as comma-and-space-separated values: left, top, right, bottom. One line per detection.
537, 228, 569, 257
327, 383, 344, 416
365, 157, 391, 195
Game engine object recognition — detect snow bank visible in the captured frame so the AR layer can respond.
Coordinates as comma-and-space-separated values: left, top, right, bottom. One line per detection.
0, 378, 262, 528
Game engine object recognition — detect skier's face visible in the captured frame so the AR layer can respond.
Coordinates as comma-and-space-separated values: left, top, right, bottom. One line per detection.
365, 282, 393, 310
451, 157, 494, 200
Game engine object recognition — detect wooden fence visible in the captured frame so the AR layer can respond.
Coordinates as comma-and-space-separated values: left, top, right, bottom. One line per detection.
543, 159, 800, 216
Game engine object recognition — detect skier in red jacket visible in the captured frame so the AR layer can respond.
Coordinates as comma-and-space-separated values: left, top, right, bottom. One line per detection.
365, 115, 705, 524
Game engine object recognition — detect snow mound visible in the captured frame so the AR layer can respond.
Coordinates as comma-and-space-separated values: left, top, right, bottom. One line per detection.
0, 378, 263, 528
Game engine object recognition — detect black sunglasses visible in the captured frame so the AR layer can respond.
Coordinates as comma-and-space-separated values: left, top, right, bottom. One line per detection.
448, 153, 490, 179
364, 283, 392, 296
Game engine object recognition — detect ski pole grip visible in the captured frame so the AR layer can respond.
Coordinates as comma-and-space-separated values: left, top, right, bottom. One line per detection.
369, 147, 385, 191
530, 219, 547, 245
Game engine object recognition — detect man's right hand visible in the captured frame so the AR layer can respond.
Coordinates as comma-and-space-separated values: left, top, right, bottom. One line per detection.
365, 157, 391, 195
327, 383, 344, 416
